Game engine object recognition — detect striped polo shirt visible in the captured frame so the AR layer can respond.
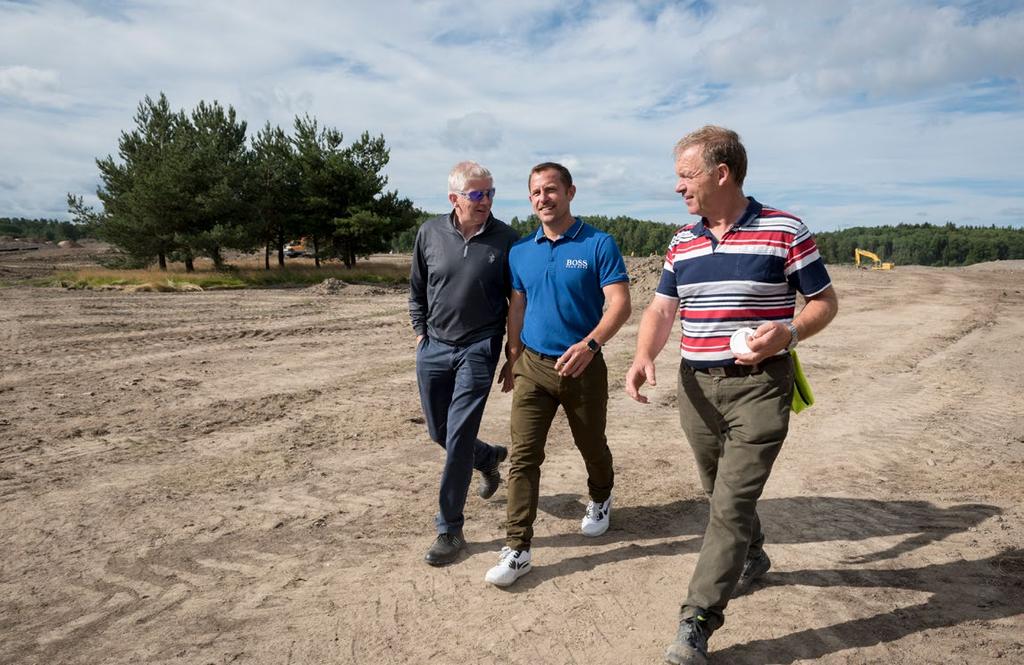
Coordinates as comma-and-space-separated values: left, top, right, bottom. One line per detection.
655, 197, 832, 368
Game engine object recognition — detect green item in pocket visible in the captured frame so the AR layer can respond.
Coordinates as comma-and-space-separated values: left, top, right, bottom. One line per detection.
791, 350, 814, 413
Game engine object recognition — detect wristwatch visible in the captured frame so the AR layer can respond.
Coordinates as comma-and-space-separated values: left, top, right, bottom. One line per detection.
785, 322, 799, 351
586, 338, 601, 353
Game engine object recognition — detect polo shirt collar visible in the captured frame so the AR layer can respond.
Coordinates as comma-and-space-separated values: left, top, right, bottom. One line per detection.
450, 211, 494, 236
734, 197, 763, 229
533, 216, 584, 243
691, 197, 762, 236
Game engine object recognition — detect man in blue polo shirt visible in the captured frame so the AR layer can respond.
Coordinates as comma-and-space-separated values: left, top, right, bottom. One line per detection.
484, 162, 631, 587
626, 126, 838, 665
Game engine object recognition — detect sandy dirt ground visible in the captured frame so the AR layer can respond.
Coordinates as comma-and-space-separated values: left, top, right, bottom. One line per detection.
1, 247, 1023, 665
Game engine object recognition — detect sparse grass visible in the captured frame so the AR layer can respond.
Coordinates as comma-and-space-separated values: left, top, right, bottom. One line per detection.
46, 257, 410, 291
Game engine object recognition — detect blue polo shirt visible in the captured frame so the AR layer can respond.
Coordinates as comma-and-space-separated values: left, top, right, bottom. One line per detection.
510, 218, 629, 356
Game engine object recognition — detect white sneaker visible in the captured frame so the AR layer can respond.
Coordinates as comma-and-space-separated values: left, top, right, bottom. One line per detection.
581, 494, 612, 537
484, 546, 532, 587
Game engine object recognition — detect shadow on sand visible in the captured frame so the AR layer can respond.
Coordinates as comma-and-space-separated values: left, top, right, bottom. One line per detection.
530, 493, 998, 562
484, 494, 1023, 662
718, 548, 1024, 664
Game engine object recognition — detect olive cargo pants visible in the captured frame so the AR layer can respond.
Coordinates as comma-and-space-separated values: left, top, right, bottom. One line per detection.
676, 355, 794, 631
504, 348, 615, 551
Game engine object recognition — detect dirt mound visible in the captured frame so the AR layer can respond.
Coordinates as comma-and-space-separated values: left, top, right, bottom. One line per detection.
305, 277, 349, 295
305, 278, 402, 297
963, 259, 1024, 273
626, 255, 665, 294
344, 284, 401, 296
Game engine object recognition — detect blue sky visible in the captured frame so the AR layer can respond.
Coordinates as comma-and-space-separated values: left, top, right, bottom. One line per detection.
1, 0, 1022, 231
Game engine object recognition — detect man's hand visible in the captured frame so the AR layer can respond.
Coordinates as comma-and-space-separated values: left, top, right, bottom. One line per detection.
626, 295, 677, 402
625, 358, 657, 403
416, 334, 425, 345
734, 286, 839, 365
733, 322, 789, 365
555, 340, 595, 378
498, 347, 521, 392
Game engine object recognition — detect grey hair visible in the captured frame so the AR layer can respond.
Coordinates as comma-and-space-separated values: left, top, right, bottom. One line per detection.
448, 161, 493, 193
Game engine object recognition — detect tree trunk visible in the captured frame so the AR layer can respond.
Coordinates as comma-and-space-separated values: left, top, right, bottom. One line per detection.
212, 247, 224, 271
158, 252, 167, 271
313, 236, 321, 268
264, 242, 270, 270
276, 230, 285, 267
185, 255, 195, 273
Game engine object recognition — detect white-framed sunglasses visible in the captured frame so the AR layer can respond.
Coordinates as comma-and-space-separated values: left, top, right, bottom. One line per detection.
456, 188, 496, 202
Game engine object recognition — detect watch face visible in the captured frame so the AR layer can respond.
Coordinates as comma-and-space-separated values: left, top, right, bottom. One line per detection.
587, 339, 600, 352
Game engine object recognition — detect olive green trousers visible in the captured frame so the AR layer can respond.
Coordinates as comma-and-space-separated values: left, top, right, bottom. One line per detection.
677, 355, 794, 631
504, 349, 614, 551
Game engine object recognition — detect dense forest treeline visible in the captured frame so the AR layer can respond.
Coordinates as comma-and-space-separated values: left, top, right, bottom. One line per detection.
814, 223, 1024, 266
0, 217, 86, 242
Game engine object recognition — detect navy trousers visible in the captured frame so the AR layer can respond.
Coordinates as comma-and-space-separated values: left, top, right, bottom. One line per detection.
415, 334, 504, 534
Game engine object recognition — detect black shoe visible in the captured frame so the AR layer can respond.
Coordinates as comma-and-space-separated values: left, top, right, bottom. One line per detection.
664, 611, 711, 665
424, 532, 465, 567
732, 550, 771, 597
477, 446, 508, 499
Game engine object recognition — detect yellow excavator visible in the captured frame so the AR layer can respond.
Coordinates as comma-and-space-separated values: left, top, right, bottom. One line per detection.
854, 248, 894, 270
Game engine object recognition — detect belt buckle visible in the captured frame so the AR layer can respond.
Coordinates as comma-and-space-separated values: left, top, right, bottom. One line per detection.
706, 366, 727, 377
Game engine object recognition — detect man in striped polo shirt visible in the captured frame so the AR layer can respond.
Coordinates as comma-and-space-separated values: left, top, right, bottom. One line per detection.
626, 126, 838, 665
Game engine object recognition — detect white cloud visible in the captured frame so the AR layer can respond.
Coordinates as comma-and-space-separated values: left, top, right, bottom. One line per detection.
441, 112, 503, 151
0, 65, 64, 106
703, 1, 1024, 99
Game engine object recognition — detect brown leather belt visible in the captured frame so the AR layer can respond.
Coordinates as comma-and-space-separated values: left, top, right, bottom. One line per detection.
525, 347, 561, 362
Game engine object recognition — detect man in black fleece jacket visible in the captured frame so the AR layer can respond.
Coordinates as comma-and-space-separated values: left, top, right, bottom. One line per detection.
409, 160, 521, 566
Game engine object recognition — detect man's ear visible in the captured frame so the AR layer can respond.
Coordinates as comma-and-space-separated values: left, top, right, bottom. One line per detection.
448, 193, 458, 206
567, 184, 577, 201
716, 164, 730, 186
